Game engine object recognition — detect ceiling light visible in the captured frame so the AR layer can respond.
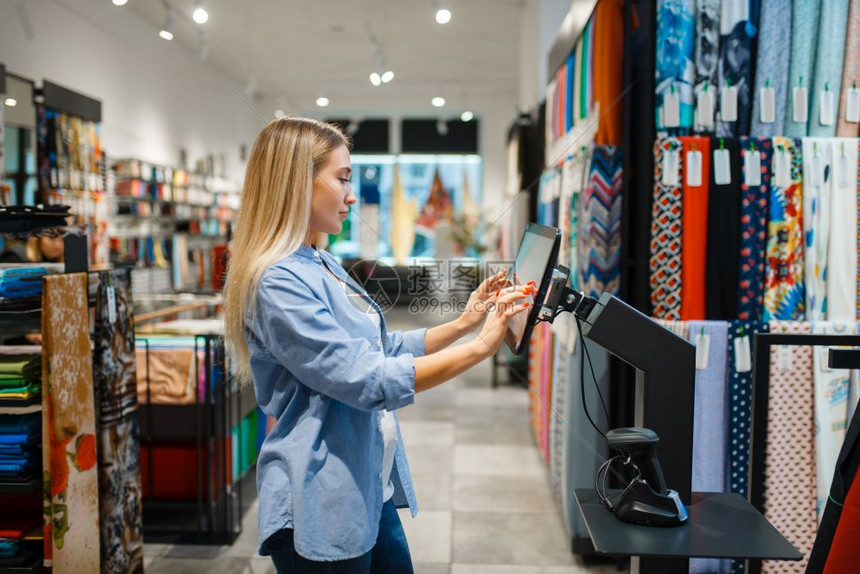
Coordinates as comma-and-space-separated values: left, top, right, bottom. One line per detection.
381, 70, 395, 83
436, 8, 452, 24
274, 109, 285, 119
316, 97, 330, 107
4, 98, 17, 107
112, 0, 128, 6
461, 110, 473, 122
159, 9, 174, 40
192, 4, 209, 24
370, 72, 382, 87
159, 29, 173, 41
432, 97, 446, 107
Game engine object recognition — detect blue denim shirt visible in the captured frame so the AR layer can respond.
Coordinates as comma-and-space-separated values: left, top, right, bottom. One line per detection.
246, 245, 426, 561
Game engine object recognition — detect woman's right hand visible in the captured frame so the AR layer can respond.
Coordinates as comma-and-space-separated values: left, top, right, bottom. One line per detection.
474, 286, 532, 356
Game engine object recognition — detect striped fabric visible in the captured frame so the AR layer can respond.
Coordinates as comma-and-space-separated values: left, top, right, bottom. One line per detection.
737, 137, 771, 321
837, 0, 860, 137
579, 146, 623, 298
650, 138, 684, 319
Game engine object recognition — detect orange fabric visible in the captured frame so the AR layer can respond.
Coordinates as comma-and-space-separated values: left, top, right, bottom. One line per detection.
593, 0, 625, 145
680, 136, 710, 320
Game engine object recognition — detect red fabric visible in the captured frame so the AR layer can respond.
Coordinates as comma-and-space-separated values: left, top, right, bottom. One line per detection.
140, 439, 231, 500
680, 136, 710, 320
823, 464, 860, 573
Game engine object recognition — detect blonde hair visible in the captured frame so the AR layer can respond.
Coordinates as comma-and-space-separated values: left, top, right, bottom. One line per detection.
224, 116, 349, 384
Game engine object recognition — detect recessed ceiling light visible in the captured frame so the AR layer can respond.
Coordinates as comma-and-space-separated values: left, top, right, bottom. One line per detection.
316, 97, 330, 107
370, 72, 382, 87
192, 4, 209, 24
461, 111, 473, 122
381, 70, 395, 83
432, 97, 446, 107
112, 0, 128, 6
4, 98, 17, 107
436, 8, 452, 24
159, 9, 173, 40
159, 29, 174, 40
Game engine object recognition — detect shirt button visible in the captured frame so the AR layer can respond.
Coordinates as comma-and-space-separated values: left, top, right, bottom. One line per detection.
313, 251, 319, 258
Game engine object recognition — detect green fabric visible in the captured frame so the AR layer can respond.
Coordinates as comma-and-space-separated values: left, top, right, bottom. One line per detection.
580, 24, 589, 119
0, 382, 40, 396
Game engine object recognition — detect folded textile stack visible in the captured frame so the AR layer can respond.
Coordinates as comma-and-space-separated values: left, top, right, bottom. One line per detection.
0, 267, 49, 301
0, 413, 41, 479
0, 354, 41, 403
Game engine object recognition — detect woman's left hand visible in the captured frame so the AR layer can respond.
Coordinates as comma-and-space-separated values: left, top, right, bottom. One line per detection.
458, 270, 514, 332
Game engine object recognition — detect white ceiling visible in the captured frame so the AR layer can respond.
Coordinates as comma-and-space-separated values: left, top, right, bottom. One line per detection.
126, 0, 524, 113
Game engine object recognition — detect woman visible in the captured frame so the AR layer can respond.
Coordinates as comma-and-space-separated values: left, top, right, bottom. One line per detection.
224, 117, 531, 573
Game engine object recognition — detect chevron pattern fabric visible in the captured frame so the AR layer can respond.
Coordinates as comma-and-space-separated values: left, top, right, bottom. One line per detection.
578, 146, 623, 299
650, 138, 684, 319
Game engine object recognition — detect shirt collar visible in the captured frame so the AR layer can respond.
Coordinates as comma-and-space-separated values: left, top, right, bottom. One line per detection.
293, 245, 320, 261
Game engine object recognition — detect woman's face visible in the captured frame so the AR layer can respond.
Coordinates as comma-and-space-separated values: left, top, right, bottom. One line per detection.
39, 236, 64, 261
309, 144, 356, 236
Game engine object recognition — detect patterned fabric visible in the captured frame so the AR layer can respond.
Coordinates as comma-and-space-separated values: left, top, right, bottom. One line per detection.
93, 270, 144, 574
706, 137, 742, 320
42, 273, 100, 572
809, 0, 851, 138
762, 321, 816, 574
549, 335, 569, 502
694, 0, 721, 134
564, 150, 590, 290
650, 138, 684, 319
716, 1, 760, 137
784, 2, 822, 137
680, 136, 710, 320
656, 0, 696, 132
801, 137, 831, 321
579, 146, 623, 298
538, 323, 554, 463
837, 0, 860, 137
655, 319, 691, 340
828, 138, 859, 321
750, 0, 792, 137
737, 137, 772, 321
763, 137, 805, 320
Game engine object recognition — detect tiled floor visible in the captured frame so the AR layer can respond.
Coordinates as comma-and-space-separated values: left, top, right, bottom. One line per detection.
144, 308, 626, 573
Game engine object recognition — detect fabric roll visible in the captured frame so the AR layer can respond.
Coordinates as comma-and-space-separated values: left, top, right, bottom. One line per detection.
565, 149, 591, 290
549, 334, 570, 502
585, 16, 595, 116
42, 273, 100, 572
837, 0, 860, 136
579, 146, 623, 298
574, 36, 585, 126
706, 137, 742, 319
809, 0, 851, 137
823, 463, 860, 572
749, 0, 792, 138
827, 138, 859, 321
656, 0, 696, 132
650, 138, 684, 319
801, 137, 832, 321
762, 321, 816, 574
566, 56, 574, 134
737, 137, 772, 321
715, 1, 760, 137
857, 142, 860, 320
680, 136, 710, 320
763, 137, 806, 321
538, 323, 554, 462
656, 319, 692, 340
694, 0, 721, 134
593, 0, 625, 145
784, 2, 822, 137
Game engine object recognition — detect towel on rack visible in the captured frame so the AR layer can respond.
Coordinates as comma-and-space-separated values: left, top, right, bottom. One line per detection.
809, 0, 851, 137
749, 0, 791, 138
650, 137, 684, 319
737, 137, 771, 321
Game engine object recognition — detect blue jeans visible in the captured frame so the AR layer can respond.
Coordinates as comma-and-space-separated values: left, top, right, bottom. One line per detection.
265, 499, 414, 574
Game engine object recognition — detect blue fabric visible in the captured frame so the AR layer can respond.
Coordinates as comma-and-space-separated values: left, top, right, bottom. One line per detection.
266, 499, 413, 574
715, 0, 760, 138
808, 0, 851, 137
655, 0, 696, 132
248, 244, 426, 561
567, 53, 575, 133
784, 2, 821, 137
749, 0, 791, 137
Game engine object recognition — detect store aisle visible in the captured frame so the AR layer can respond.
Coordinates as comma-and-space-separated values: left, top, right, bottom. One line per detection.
144, 308, 623, 573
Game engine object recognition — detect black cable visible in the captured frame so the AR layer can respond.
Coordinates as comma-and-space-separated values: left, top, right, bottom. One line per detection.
578, 316, 607, 440
576, 316, 611, 422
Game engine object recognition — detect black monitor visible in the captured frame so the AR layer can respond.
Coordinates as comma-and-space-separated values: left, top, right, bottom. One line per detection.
504, 222, 561, 355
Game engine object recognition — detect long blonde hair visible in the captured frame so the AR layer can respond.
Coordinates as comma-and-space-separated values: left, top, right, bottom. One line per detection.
224, 117, 349, 384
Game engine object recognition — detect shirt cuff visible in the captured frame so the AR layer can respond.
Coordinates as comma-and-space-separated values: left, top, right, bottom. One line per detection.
402, 328, 427, 358
383, 353, 417, 411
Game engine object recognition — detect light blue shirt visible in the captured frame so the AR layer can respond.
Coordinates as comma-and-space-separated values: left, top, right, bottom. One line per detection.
246, 245, 426, 561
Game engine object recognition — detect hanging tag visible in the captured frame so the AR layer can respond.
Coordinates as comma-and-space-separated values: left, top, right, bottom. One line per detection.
820, 88, 836, 126
809, 153, 823, 187
721, 86, 738, 122
695, 331, 710, 370
107, 285, 117, 324
734, 334, 752, 373
697, 89, 715, 128
776, 345, 793, 372
837, 147, 850, 187
847, 86, 860, 123
661, 147, 681, 186
793, 87, 808, 123
744, 149, 762, 187
686, 150, 703, 187
760, 86, 776, 123
664, 91, 681, 128
714, 147, 732, 184
774, 148, 792, 187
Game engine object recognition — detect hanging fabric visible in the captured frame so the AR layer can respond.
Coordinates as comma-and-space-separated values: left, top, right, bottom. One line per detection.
749, 0, 792, 138
93, 269, 144, 574
680, 136, 710, 320
359, 178, 381, 260
693, 0, 721, 134
822, 464, 860, 572
809, 0, 851, 138
763, 138, 805, 321
737, 137, 772, 321
574, 35, 585, 125
650, 137, 684, 319
564, 149, 590, 290
538, 322, 554, 462
801, 137, 832, 321
715, 1, 760, 138
584, 16, 595, 118
655, 0, 696, 133
705, 137, 742, 320
548, 335, 570, 501
593, 0, 625, 145
827, 139, 859, 321
579, 146, 623, 299
390, 166, 418, 265
837, 0, 860, 137
761, 321, 816, 574
784, 3, 822, 138
42, 273, 100, 572
566, 54, 575, 134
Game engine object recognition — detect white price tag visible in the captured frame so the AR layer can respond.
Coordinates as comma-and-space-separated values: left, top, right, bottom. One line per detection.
697, 89, 715, 128
664, 91, 681, 128
760, 86, 776, 123
820, 90, 836, 126
714, 148, 732, 184
661, 148, 681, 186
809, 153, 824, 187
107, 285, 117, 324
686, 150, 703, 187
695, 332, 711, 370
793, 87, 808, 123
777, 345, 793, 372
744, 150, 762, 187
774, 149, 792, 188
734, 334, 752, 373
721, 86, 738, 122
847, 88, 860, 123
